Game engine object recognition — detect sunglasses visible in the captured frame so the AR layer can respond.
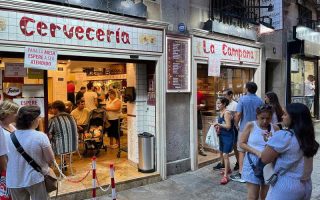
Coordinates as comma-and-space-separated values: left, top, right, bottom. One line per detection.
257, 104, 272, 111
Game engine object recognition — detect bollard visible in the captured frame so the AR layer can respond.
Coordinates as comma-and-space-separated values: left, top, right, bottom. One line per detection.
110, 164, 116, 200
92, 156, 97, 199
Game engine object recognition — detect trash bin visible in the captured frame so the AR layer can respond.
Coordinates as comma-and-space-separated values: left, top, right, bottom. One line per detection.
138, 132, 155, 173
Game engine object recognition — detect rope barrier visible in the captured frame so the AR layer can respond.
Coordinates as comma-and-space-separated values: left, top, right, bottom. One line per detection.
54, 160, 91, 183
96, 175, 111, 192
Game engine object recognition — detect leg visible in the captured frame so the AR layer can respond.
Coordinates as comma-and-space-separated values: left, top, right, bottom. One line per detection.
8, 187, 30, 200
247, 183, 260, 200
110, 137, 114, 146
198, 129, 207, 156
27, 181, 50, 200
259, 185, 269, 200
220, 152, 224, 165
239, 152, 244, 173
223, 153, 230, 176
233, 143, 239, 163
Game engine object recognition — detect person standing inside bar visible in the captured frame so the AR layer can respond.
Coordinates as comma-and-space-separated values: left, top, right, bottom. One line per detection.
197, 90, 207, 156
304, 75, 315, 112
67, 80, 76, 106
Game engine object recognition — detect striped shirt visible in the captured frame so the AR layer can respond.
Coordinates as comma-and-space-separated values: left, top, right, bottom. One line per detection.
48, 112, 78, 155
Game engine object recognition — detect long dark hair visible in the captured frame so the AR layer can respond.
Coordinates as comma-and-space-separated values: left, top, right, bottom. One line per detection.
265, 91, 284, 122
286, 103, 319, 157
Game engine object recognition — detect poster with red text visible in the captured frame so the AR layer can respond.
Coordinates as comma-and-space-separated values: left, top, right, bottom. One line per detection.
24, 46, 57, 70
13, 98, 45, 117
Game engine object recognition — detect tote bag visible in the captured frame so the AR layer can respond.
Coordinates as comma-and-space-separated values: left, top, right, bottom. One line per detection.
205, 125, 219, 151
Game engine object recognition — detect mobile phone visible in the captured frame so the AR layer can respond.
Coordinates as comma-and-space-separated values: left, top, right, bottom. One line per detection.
267, 124, 271, 132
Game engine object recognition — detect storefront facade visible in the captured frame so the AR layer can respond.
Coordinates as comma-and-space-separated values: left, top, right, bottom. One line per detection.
190, 30, 263, 169
0, 0, 168, 181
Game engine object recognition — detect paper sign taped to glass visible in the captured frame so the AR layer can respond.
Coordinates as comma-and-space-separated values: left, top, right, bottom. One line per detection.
208, 56, 221, 77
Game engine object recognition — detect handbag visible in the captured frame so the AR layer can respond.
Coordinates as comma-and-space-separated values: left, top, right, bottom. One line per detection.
10, 133, 58, 193
0, 171, 11, 200
205, 125, 219, 151
247, 129, 301, 186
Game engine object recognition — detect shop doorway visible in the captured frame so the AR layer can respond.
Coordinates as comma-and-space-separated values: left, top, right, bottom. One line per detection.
290, 58, 319, 118
0, 54, 158, 195
196, 64, 255, 167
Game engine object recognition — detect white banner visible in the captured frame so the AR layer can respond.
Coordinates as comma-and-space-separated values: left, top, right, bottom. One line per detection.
24, 46, 57, 70
0, 10, 163, 53
208, 56, 220, 77
13, 98, 45, 117
22, 85, 44, 98
193, 37, 260, 65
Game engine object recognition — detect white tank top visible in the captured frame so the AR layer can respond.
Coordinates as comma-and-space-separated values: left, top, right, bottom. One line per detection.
106, 98, 121, 120
247, 121, 275, 152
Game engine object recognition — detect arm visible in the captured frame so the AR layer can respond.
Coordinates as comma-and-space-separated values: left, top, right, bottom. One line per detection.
215, 111, 232, 130
43, 146, 55, 165
0, 155, 7, 172
234, 112, 242, 128
261, 146, 279, 164
106, 100, 121, 112
239, 122, 261, 157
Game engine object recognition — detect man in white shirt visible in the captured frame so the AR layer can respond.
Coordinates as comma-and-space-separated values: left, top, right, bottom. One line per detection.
224, 89, 239, 170
305, 75, 315, 111
0, 127, 8, 172
84, 82, 98, 111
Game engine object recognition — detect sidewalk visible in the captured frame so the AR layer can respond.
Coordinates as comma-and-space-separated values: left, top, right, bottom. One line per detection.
90, 123, 320, 200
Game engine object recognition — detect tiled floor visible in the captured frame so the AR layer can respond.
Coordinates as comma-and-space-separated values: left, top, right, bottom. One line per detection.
53, 134, 157, 196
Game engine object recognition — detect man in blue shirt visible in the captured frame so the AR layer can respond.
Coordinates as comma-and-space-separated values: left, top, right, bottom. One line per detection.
230, 82, 263, 183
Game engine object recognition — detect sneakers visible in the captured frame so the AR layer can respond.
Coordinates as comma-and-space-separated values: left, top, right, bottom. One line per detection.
220, 176, 229, 185
213, 162, 225, 170
230, 173, 246, 183
234, 162, 239, 171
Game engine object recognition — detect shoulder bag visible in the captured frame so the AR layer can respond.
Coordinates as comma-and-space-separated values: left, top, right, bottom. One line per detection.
10, 133, 58, 193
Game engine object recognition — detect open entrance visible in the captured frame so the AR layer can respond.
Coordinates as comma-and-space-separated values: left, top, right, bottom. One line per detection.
0, 54, 159, 196
196, 63, 255, 167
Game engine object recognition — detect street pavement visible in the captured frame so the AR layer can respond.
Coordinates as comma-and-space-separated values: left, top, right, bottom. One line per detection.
91, 124, 320, 200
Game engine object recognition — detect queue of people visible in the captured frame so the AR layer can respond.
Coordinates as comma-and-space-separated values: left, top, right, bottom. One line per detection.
205, 81, 319, 200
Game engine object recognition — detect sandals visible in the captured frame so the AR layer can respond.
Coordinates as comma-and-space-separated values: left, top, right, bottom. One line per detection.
220, 176, 229, 185
220, 168, 232, 175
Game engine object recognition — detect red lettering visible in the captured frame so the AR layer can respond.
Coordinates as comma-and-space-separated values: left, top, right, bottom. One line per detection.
107, 30, 114, 43
116, 28, 120, 43
20, 16, 35, 36
203, 41, 210, 54
210, 44, 215, 53
86, 27, 94, 40
96, 29, 105, 41
75, 26, 84, 40
222, 44, 227, 55
121, 32, 130, 44
36, 21, 47, 36
50, 23, 61, 37
63, 25, 74, 39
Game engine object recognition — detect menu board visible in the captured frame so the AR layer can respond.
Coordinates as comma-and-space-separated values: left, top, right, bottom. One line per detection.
167, 37, 190, 92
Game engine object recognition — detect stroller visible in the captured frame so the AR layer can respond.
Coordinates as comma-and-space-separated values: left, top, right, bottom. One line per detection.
83, 108, 107, 155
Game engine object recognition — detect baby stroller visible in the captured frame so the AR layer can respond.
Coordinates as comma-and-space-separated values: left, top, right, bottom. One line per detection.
83, 108, 107, 156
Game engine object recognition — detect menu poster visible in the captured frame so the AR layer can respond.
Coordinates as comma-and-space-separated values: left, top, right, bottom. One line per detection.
167, 37, 190, 92
4, 63, 27, 77
208, 56, 221, 77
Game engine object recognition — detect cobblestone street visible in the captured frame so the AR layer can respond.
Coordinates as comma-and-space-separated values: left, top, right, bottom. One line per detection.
92, 123, 320, 200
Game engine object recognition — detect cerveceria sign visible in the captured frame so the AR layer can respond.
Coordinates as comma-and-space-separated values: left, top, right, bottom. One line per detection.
20, 17, 130, 44
0, 10, 163, 53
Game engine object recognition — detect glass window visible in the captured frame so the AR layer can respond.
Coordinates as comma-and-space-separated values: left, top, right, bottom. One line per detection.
197, 65, 255, 113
